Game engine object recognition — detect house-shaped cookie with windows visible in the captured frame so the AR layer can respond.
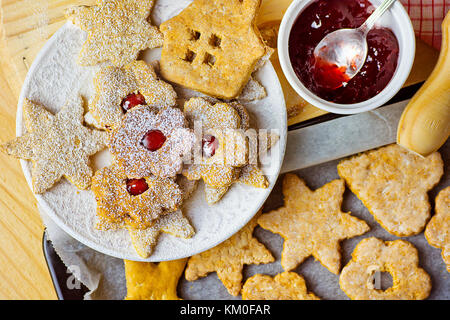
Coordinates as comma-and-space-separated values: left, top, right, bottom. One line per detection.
159, 0, 266, 99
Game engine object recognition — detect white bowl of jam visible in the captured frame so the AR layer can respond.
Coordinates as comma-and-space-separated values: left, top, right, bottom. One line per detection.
278, 0, 415, 114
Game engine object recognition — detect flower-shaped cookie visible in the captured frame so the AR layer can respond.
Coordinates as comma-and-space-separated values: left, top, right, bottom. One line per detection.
1, 97, 108, 194
110, 106, 194, 179
96, 175, 196, 258
340, 238, 431, 300
91, 163, 182, 229
90, 60, 177, 129
182, 98, 248, 189
66, 0, 163, 67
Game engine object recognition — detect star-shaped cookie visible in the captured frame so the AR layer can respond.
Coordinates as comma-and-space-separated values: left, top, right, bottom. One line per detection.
258, 174, 370, 274
97, 210, 195, 259
66, 0, 163, 67
425, 187, 450, 272
242, 272, 320, 300
127, 210, 195, 259
1, 97, 108, 194
125, 258, 187, 300
184, 211, 274, 296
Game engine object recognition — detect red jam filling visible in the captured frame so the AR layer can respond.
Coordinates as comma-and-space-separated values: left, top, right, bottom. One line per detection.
126, 178, 149, 196
140, 130, 166, 151
202, 135, 219, 158
289, 0, 399, 104
121, 93, 146, 112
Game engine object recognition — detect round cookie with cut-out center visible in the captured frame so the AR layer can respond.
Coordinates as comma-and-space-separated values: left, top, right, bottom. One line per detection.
339, 237, 431, 300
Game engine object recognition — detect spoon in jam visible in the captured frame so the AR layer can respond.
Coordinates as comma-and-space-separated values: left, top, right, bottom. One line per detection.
313, 0, 398, 90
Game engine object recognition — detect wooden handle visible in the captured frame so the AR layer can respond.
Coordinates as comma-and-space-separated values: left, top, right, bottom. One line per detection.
397, 12, 450, 156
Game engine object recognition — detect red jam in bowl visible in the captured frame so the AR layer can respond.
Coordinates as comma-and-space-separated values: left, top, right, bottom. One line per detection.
289, 0, 399, 104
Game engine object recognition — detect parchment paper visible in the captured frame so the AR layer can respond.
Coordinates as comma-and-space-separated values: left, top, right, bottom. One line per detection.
43, 103, 450, 300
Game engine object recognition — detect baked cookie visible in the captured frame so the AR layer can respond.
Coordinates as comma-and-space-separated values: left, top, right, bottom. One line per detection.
425, 187, 450, 272
90, 60, 177, 129
339, 237, 431, 300
182, 98, 244, 189
242, 272, 320, 300
127, 210, 195, 258
337, 144, 443, 236
125, 259, 187, 300
91, 163, 182, 229
109, 106, 194, 179
258, 174, 369, 274
66, 0, 163, 67
160, 0, 266, 99
96, 209, 195, 259
185, 211, 274, 296
204, 131, 279, 204
1, 97, 107, 194
183, 97, 273, 204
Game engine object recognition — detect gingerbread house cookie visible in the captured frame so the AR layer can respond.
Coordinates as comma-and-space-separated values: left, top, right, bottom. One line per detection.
159, 0, 266, 99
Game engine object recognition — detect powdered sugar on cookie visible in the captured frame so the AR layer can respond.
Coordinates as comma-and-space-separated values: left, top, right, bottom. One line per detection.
110, 106, 194, 178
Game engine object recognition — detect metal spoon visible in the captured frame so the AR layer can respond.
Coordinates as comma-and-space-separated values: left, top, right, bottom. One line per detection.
313, 0, 398, 88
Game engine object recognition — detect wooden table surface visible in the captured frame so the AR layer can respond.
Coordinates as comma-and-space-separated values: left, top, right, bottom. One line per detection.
0, 51, 57, 299
0, 0, 440, 300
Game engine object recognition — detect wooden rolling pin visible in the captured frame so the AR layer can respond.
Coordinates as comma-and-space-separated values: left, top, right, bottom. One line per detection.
397, 12, 450, 156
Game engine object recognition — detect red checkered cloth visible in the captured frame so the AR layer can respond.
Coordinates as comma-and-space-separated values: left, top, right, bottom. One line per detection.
401, 0, 449, 50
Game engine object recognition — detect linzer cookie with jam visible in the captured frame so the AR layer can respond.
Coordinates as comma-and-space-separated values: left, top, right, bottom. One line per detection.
159, 0, 266, 99
90, 60, 177, 129
91, 163, 182, 229
201, 102, 277, 204
182, 97, 272, 204
182, 97, 244, 190
66, 0, 163, 67
109, 105, 194, 179
94, 170, 196, 258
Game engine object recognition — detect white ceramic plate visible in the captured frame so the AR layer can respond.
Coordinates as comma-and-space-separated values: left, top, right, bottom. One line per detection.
17, 0, 287, 261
